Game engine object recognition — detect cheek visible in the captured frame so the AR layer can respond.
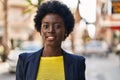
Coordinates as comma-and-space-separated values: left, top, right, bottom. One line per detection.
59, 31, 65, 40
40, 30, 45, 39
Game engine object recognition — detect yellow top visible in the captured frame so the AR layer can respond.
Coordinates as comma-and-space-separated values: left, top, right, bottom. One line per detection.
36, 56, 65, 80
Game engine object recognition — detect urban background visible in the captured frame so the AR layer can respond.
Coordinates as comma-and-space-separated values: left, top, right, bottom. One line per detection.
0, 0, 120, 80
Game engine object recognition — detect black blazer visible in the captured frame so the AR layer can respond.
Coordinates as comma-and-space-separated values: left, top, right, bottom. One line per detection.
16, 48, 86, 80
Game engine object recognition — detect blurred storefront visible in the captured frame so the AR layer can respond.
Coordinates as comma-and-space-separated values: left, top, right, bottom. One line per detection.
7, 0, 38, 49
8, 0, 33, 39
0, 0, 120, 54
96, 0, 120, 51
0, 0, 4, 37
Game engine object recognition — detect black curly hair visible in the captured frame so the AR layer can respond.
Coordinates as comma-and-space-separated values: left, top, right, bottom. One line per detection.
34, 0, 75, 37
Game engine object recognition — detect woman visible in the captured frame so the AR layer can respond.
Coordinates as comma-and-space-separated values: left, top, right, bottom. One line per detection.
16, 0, 86, 80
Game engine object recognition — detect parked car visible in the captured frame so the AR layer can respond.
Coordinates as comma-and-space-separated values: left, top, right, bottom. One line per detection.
84, 40, 108, 56
7, 41, 42, 73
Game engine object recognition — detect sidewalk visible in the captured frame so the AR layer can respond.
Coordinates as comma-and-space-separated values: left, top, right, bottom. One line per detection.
0, 53, 120, 80
0, 62, 9, 74
86, 53, 120, 80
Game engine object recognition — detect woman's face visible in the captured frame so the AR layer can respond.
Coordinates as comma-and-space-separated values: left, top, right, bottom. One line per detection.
40, 14, 66, 47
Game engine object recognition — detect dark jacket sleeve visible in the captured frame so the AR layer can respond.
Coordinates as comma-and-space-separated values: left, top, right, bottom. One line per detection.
16, 53, 26, 80
78, 56, 86, 80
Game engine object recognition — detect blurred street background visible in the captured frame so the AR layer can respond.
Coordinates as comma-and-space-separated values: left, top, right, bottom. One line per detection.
0, 53, 120, 80
0, 0, 120, 80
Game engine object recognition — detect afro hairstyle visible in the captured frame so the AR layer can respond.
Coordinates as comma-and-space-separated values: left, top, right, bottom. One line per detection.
34, 0, 75, 37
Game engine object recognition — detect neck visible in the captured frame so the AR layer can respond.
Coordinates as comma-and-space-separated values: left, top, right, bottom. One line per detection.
42, 46, 62, 57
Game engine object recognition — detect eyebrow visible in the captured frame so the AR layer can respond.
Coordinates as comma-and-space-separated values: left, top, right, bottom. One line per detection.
41, 22, 64, 24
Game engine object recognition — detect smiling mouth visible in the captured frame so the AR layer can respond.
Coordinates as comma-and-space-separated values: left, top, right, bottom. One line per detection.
47, 36, 55, 40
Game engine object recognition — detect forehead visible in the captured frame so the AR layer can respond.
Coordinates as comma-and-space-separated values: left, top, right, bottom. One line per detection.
42, 13, 64, 23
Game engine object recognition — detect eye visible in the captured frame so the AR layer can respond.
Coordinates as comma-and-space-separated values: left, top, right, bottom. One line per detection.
54, 23, 61, 29
41, 23, 49, 29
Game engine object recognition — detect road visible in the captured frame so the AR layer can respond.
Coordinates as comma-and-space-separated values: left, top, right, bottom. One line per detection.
86, 54, 120, 80
0, 53, 120, 80
0, 62, 15, 80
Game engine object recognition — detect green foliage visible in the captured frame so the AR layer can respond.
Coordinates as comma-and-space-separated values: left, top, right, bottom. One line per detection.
22, 8, 32, 14
26, 0, 42, 7
26, 0, 33, 5
23, 0, 42, 14
38, 0, 42, 6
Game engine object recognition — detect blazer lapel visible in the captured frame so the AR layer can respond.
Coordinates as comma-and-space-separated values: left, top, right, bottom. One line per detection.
25, 49, 43, 80
63, 51, 74, 80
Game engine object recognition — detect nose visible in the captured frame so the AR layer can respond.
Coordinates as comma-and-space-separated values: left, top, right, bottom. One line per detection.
48, 25, 55, 33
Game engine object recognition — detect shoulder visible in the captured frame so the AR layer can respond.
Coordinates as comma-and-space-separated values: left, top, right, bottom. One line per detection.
18, 49, 42, 62
18, 52, 34, 63
66, 52, 86, 70
63, 50, 85, 62
69, 53, 85, 62
19, 52, 32, 60
63, 51, 86, 70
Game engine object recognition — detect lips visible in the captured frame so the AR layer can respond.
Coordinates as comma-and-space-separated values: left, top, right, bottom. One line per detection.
46, 36, 56, 40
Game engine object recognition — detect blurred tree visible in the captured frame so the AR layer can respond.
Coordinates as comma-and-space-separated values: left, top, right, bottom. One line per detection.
72, 0, 82, 52
0, 0, 10, 62
74, 0, 81, 23
23, 0, 42, 14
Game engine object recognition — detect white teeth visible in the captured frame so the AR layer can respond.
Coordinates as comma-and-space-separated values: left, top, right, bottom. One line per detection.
47, 36, 55, 40
48, 36, 54, 38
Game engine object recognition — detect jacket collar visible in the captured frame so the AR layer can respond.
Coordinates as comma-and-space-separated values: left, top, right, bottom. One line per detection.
26, 48, 74, 80
25, 48, 42, 80
62, 50, 74, 80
